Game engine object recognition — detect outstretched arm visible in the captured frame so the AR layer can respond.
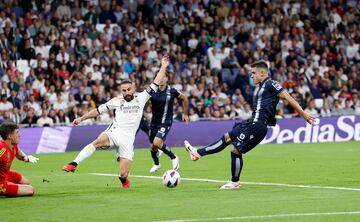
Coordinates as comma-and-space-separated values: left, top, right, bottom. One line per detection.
153, 55, 169, 86
16, 149, 39, 163
279, 91, 315, 124
73, 109, 100, 125
178, 93, 189, 123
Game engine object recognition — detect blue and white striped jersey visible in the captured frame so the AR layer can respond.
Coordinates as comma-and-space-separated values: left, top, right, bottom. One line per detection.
251, 77, 284, 126
151, 86, 180, 125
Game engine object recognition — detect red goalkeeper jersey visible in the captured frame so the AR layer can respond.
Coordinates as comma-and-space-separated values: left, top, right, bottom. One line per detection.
0, 140, 19, 181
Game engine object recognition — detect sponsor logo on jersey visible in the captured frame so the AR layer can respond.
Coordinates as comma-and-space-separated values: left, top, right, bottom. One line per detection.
122, 105, 141, 113
239, 133, 245, 140
272, 81, 282, 91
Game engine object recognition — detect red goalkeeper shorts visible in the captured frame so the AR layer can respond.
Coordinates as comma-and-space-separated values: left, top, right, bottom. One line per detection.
0, 170, 22, 196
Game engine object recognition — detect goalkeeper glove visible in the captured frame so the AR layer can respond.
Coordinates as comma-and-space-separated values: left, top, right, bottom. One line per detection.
25, 155, 39, 163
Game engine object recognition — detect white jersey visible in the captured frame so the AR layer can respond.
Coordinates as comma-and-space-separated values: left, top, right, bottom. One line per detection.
97, 84, 157, 145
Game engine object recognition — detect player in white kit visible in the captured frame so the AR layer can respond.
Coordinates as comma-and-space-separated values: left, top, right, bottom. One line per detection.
62, 55, 170, 189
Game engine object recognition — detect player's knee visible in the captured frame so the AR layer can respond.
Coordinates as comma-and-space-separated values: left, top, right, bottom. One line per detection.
92, 140, 102, 148
231, 146, 241, 155
150, 144, 157, 150
153, 139, 163, 149
28, 186, 35, 196
20, 185, 34, 196
92, 134, 109, 148
224, 133, 232, 143
21, 177, 30, 185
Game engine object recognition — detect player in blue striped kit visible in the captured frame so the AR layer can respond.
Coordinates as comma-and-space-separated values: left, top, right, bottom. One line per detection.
148, 71, 189, 173
184, 61, 315, 189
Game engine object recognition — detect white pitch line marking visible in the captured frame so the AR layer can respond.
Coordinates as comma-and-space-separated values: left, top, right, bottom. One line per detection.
152, 211, 360, 222
90, 173, 360, 192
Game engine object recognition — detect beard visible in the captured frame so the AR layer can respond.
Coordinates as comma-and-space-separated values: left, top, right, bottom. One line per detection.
124, 94, 134, 102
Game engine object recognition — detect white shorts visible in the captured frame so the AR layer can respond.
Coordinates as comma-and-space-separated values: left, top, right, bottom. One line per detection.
104, 127, 134, 161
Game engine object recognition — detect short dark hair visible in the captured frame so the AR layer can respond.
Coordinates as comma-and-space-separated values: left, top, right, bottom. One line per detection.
0, 123, 19, 140
251, 61, 268, 71
119, 80, 133, 86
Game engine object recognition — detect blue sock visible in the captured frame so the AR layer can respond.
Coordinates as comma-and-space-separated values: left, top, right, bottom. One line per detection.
160, 144, 176, 160
231, 152, 243, 182
150, 148, 160, 165
197, 136, 228, 156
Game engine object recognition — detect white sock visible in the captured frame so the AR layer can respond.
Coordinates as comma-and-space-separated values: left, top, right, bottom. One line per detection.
74, 144, 96, 164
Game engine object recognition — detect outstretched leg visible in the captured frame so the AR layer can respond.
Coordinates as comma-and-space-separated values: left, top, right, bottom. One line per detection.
184, 133, 232, 161
63, 133, 111, 172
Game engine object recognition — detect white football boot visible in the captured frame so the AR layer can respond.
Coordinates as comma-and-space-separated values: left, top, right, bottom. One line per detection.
149, 164, 161, 173
219, 181, 241, 190
171, 156, 180, 171
184, 140, 200, 161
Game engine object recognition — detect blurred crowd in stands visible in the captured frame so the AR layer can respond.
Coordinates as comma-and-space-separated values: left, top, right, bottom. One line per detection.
0, 0, 359, 127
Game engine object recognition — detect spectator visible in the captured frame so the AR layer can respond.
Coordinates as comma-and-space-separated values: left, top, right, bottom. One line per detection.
55, 0, 71, 20
45, 85, 57, 104
9, 107, 22, 124
238, 103, 252, 120
304, 99, 319, 118
331, 100, 343, 116
53, 93, 68, 112
7, 90, 21, 109
99, 4, 116, 24
32, 73, 46, 97
74, 86, 86, 105
57, 109, 70, 125
188, 108, 199, 122
68, 106, 80, 122
207, 47, 222, 75
0, 95, 13, 113
21, 108, 37, 127
306, 77, 322, 99
35, 39, 50, 60
342, 99, 355, 115
56, 47, 70, 64
83, 94, 96, 109
36, 109, 54, 127
21, 38, 36, 60
320, 99, 331, 117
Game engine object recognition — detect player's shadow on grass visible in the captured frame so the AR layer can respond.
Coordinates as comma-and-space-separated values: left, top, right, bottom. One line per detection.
35, 186, 135, 197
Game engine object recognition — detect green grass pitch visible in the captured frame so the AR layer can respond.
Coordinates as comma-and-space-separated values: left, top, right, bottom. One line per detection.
1, 141, 360, 222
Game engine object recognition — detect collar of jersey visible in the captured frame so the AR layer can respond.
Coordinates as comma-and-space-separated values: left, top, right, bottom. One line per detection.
260, 77, 271, 86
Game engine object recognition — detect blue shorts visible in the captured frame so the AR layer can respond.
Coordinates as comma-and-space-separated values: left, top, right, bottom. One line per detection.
149, 123, 172, 143
228, 120, 268, 154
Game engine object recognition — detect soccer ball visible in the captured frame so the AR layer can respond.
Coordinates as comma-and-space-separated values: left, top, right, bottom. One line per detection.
162, 170, 180, 188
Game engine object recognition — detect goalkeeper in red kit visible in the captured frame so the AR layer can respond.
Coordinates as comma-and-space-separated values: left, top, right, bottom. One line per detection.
0, 123, 39, 197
